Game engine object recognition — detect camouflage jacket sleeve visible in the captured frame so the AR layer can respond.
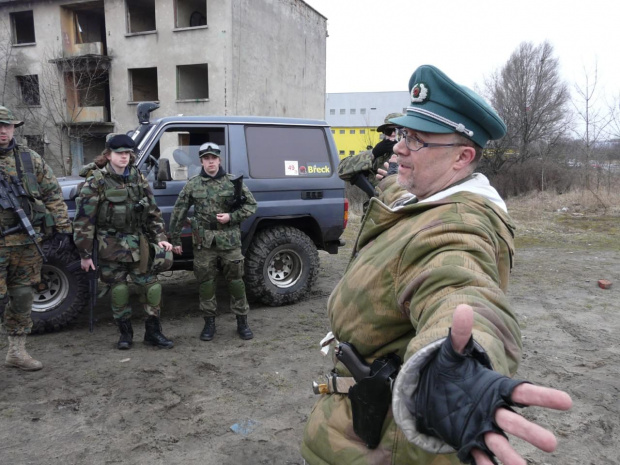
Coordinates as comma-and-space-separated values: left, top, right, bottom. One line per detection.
140, 171, 167, 243
34, 152, 72, 234
229, 183, 257, 226
337, 150, 373, 182
168, 183, 193, 246
72, 175, 101, 259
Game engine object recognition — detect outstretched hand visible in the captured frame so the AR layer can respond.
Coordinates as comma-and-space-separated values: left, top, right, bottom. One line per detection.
450, 304, 572, 465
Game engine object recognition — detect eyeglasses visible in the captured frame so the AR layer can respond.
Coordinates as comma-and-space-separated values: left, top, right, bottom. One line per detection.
397, 128, 466, 152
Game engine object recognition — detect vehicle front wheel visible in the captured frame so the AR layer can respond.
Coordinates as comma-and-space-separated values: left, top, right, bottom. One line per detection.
244, 226, 319, 306
30, 241, 90, 333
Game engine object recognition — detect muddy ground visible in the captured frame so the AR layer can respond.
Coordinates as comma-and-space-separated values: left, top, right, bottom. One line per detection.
1, 214, 619, 465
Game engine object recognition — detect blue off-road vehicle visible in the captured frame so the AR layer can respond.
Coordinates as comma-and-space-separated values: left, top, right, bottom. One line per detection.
30, 103, 348, 333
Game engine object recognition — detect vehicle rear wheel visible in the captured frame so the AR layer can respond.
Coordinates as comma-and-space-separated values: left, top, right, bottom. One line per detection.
245, 226, 319, 306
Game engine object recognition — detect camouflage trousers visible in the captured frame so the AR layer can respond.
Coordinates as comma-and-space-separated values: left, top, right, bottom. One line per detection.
193, 247, 249, 317
99, 259, 160, 320
0, 243, 42, 335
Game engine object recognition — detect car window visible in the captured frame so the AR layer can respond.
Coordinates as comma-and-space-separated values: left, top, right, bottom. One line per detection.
144, 125, 226, 180
245, 126, 332, 178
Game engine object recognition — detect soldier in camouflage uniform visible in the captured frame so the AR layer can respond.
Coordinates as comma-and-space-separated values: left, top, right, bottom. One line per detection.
337, 112, 402, 193
302, 66, 572, 464
0, 106, 72, 371
73, 134, 174, 350
169, 142, 257, 341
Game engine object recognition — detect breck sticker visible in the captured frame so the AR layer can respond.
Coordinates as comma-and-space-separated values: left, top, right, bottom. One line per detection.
301, 163, 331, 175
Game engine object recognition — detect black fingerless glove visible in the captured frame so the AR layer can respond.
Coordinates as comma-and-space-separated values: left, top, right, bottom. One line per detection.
407, 332, 527, 464
371, 139, 397, 159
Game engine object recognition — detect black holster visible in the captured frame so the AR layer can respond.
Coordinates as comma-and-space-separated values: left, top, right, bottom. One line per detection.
348, 353, 401, 449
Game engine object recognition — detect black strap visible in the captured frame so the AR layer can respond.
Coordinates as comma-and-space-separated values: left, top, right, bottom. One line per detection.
18, 150, 35, 176
12, 151, 33, 216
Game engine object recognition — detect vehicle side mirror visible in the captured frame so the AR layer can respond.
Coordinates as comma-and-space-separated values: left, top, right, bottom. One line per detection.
154, 158, 172, 188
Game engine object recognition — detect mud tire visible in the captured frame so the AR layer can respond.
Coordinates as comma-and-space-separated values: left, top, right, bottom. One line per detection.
29, 241, 90, 333
245, 226, 319, 306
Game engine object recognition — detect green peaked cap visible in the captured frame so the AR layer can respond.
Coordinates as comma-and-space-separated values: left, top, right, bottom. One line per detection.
390, 65, 506, 148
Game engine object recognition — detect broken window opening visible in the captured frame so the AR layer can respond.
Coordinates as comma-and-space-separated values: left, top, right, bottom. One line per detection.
74, 10, 105, 45
126, 0, 156, 33
177, 64, 209, 100
17, 75, 40, 106
129, 67, 158, 102
10, 10, 36, 44
175, 0, 207, 28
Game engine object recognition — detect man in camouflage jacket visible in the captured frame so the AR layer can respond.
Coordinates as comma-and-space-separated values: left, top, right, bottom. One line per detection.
0, 106, 71, 371
169, 142, 257, 341
301, 66, 572, 465
73, 134, 174, 350
337, 113, 402, 196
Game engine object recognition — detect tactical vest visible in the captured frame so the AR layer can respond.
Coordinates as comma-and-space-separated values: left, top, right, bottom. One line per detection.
0, 149, 49, 231
92, 167, 150, 235
192, 174, 235, 230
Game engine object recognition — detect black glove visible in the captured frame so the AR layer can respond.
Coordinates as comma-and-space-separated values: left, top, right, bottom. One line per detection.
51, 232, 73, 253
407, 331, 527, 464
371, 139, 397, 159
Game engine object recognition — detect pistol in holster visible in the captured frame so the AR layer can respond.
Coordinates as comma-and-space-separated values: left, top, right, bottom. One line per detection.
336, 342, 401, 449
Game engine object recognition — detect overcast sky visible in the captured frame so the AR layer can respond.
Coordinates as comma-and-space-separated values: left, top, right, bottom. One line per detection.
303, 0, 620, 106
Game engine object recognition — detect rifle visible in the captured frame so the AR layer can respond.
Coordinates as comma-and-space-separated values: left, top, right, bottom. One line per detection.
0, 173, 46, 261
227, 174, 247, 211
67, 238, 98, 333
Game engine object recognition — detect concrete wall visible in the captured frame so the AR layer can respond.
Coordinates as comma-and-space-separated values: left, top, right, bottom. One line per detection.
104, 0, 232, 130
231, 0, 326, 119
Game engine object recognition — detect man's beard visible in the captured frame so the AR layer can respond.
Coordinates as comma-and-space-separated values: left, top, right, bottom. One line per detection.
397, 174, 414, 193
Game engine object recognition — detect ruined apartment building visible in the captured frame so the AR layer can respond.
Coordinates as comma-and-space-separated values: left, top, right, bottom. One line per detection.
0, 0, 327, 175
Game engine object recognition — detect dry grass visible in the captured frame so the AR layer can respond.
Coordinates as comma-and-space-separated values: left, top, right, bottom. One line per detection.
507, 187, 620, 250
344, 185, 620, 251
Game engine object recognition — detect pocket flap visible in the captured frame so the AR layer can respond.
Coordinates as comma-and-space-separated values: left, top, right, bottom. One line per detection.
105, 188, 128, 203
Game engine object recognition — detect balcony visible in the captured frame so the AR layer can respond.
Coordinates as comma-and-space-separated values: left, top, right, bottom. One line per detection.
69, 106, 108, 123
67, 41, 105, 58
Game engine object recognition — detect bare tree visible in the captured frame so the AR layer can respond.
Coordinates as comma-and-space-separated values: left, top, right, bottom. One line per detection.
0, 40, 110, 176
0, 17, 14, 104
571, 63, 614, 190
482, 41, 571, 178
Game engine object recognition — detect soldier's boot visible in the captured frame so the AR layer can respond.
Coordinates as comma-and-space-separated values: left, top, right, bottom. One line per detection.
236, 315, 254, 340
200, 317, 216, 341
144, 316, 174, 349
5, 335, 43, 371
116, 318, 133, 350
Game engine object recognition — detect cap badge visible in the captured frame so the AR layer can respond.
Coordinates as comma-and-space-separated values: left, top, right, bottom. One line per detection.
411, 83, 429, 103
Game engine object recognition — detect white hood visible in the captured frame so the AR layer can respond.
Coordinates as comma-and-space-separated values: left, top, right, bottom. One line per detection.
394, 173, 507, 213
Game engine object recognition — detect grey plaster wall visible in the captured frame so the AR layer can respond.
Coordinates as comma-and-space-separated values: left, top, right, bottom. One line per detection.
231, 0, 326, 119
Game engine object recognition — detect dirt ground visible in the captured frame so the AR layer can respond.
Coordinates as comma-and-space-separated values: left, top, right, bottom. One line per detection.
1, 216, 619, 465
